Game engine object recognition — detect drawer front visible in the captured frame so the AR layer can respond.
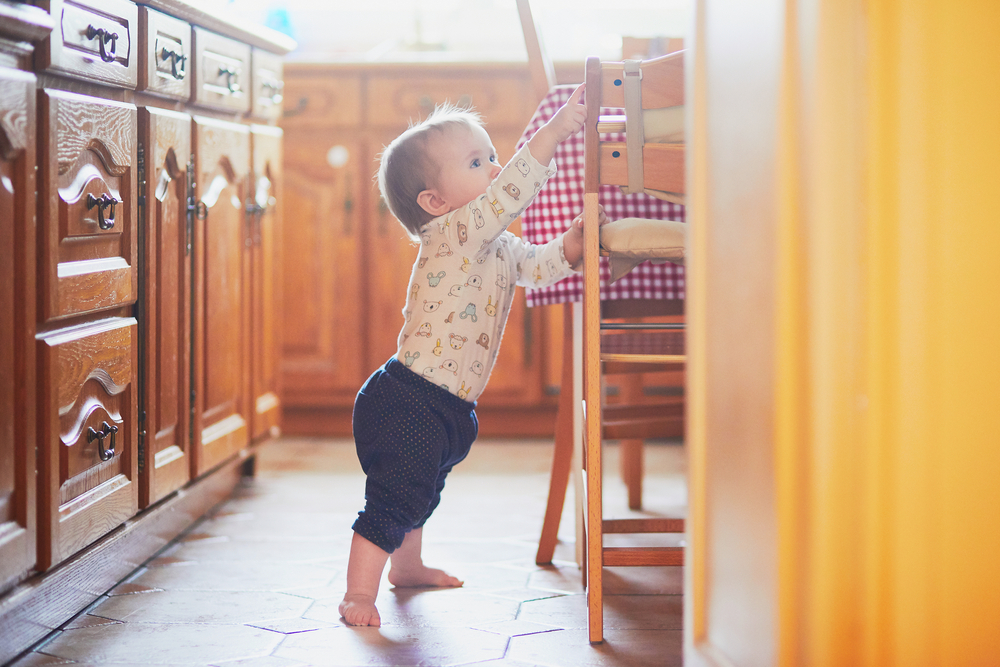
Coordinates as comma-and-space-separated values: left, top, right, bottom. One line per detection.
250, 48, 283, 121
367, 74, 533, 128
40, 89, 137, 323
38, 317, 138, 568
40, 0, 138, 88
280, 72, 362, 129
137, 6, 191, 100
192, 27, 251, 113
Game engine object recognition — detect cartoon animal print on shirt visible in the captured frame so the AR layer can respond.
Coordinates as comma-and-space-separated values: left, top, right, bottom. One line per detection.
489, 198, 504, 217
436, 243, 453, 258
427, 271, 445, 287
485, 296, 497, 317
437, 218, 450, 234
476, 333, 490, 349
470, 361, 484, 376
445, 311, 455, 324
472, 207, 486, 229
461, 257, 471, 273
420, 229, 432, 245
516, 159, 530, 176
459, 303, 478, 323
439, 359, 459, 375
449, 334, 468, 349
423, 300, 442, 313
411, 283, 419, 300
419, 257, 428, 269
457, 221, 468, 246
532, 265, 543, 284
416, 322, 432, 337
404, 351, 420, 367
448, 284, 463, 297
546, 259, 558, 277
496, 275, 508, 290
502, 183, 521, 200
465, 275, 483, 290
433, 339, 443, 356
457, 382, 471, 400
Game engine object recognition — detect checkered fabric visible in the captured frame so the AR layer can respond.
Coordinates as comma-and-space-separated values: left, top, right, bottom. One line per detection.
515, 85, 687, 307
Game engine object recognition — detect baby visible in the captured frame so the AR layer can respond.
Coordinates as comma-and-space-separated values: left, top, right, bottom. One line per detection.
340, 84, 604, 627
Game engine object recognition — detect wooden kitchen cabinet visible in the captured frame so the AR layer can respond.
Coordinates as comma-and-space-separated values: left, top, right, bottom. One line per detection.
280, 63, 553, 435
0, 0, 292, 659
191, 115, 251, 476
249, 124, 283, 440
0, 61, 38, 592
35, 88, 139, 570
137, 106, 192, 508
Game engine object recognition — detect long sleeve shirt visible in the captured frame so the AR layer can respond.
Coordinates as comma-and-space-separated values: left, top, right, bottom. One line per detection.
394, 144, 577, 402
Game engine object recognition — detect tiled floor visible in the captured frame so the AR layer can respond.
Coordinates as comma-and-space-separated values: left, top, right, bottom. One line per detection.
11, 436, 686, 667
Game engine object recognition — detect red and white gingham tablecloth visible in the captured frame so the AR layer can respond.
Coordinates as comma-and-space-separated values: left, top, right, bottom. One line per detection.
515, 85, 686, 307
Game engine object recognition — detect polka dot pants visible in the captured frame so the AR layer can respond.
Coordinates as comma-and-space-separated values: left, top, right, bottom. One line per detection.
351, 357, 478, 554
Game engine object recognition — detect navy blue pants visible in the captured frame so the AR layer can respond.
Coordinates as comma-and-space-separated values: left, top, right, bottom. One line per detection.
351, 357, 478, 554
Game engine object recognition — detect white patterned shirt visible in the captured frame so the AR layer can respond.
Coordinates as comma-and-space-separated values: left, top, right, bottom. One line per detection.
394, 144, 576, 401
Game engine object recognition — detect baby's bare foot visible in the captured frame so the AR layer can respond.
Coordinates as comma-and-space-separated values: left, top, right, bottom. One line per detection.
339, 594, 381, 626
388, 564, 463, 588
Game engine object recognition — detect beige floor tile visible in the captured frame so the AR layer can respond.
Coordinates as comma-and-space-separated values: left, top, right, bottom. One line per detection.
39, 624, 282, 664
11, 437, 686, 667
90, 590, 312, 624
130, 560, 336, 592
507, 628, 683, 667
518, 593, 683, 631
273, 625, 509, 666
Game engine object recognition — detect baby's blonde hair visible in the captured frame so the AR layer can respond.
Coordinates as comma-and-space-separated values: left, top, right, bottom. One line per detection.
377, 103, 484, 241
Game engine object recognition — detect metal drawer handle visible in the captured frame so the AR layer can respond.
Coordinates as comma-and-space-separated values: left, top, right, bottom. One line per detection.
262, 80, 284, 104
86, 192, 119, 230
161, 47, 187, 80
88, 421, 119, 461
85, 24, 119, 63
218, 66, 241, 93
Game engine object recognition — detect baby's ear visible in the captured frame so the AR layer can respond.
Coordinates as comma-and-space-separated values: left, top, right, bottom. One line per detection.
417, 189, 449, 217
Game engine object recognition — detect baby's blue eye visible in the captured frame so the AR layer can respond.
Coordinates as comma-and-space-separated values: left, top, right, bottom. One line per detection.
490, 154, 497, 163
471, 159, 481, 168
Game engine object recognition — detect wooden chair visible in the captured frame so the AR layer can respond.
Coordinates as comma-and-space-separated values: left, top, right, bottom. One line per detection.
581, 51, 687, 644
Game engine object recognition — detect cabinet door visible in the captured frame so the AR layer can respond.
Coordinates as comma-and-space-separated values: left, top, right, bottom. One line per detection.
138, 107, 191, 507
191, 115, 249, 477
0, 67, 37, 590
39, 89, 137, 323
367, 131, 418, 377
249, 124, 282, 440
37, 317, 138, 570
280, 130, 366, 407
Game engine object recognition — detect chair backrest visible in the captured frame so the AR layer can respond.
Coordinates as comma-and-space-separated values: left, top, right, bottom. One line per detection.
584, 52, 686, 198
516, 0, 557, 104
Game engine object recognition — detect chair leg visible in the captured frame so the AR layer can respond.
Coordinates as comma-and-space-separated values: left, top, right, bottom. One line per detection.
619, 373, 645, 510
621, 438, 644, 510
536, 304, 576, 565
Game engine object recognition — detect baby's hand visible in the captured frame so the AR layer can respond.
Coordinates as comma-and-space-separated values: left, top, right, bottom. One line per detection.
547, 84, 587, 143
571, 204, 609, 231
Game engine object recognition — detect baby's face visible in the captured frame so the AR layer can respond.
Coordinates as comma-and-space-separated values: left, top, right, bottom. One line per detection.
428, 124, 501, 211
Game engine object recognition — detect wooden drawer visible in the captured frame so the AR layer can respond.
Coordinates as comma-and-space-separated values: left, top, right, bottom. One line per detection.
39, 89, 137, 323
367, 73, 533, 128
281, 72, 362, 129
192, 27, 250, 113
37, 316, 138, 569
250, 48, 283, 121
37, 0, 137, 88
137, 6, 191, 100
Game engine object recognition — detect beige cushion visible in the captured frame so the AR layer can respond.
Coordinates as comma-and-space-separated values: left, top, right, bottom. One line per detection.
599, 217, 687, 283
